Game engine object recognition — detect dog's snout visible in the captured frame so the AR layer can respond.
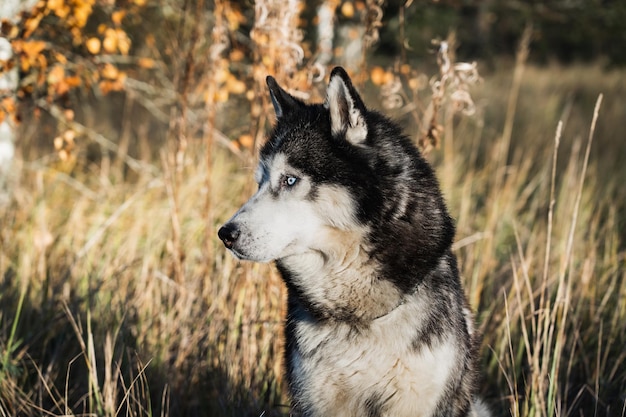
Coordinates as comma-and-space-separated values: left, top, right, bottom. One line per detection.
218, 223, 240, 249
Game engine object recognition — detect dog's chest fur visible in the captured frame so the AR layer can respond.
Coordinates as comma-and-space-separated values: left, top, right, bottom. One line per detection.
286, 291, 464, 417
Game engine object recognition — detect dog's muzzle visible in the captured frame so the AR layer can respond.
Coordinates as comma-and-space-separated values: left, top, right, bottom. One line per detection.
218, 223, 240, 249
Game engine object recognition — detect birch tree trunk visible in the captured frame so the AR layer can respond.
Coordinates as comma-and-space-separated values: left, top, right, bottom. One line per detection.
0, 0, 37, 202
315, 0, 337, 68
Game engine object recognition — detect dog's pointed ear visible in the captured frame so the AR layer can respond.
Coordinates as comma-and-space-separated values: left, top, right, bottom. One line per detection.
325, 67, 368, 145
266, 76, 301, 120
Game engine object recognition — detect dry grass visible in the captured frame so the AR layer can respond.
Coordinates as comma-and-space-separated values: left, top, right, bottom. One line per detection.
1, 4, 626, 416
447, 67, 626, 416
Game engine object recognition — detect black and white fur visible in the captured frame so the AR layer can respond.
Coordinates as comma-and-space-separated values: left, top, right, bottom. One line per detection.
218, 67, 489, 417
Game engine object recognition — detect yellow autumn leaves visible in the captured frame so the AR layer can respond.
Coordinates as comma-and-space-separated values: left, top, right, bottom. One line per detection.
53, 128, 76, 163
0, 0, 149, 148
0, 97, 17, 125
370, 65, 428, 91
34, 0, 133, 56
11, 39, 47, 72
47, 0, 93, 29
85, 28, 131, 55
86, 26, 132, 56
210, 64, 247, 103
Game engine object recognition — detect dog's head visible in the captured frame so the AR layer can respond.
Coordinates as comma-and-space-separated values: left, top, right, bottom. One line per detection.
219, 67, 454, 294
218, 68, 376, 263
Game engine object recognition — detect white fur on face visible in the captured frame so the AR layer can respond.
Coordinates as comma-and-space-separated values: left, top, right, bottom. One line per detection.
224, 153, 359, 263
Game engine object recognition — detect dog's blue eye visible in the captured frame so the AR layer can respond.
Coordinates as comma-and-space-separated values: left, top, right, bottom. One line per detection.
284, 176, 298, 187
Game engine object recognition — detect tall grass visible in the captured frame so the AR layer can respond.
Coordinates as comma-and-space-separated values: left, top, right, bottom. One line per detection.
449, 68, 625, 416
1, 3, 625, 416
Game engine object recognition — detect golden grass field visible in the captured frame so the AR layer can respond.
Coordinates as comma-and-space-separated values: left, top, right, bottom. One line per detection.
1, 58, 625, 416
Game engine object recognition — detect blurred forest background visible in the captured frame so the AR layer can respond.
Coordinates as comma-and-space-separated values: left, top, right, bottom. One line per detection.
1, 0, 625, 416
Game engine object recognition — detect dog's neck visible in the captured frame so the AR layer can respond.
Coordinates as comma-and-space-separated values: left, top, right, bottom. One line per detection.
277, 229, 405, 323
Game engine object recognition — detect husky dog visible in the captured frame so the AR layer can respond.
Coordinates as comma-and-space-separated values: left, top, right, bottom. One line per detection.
218, 67, 488, 417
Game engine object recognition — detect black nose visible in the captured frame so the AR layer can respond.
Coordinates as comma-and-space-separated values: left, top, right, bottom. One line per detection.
218, 223, 240, 249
